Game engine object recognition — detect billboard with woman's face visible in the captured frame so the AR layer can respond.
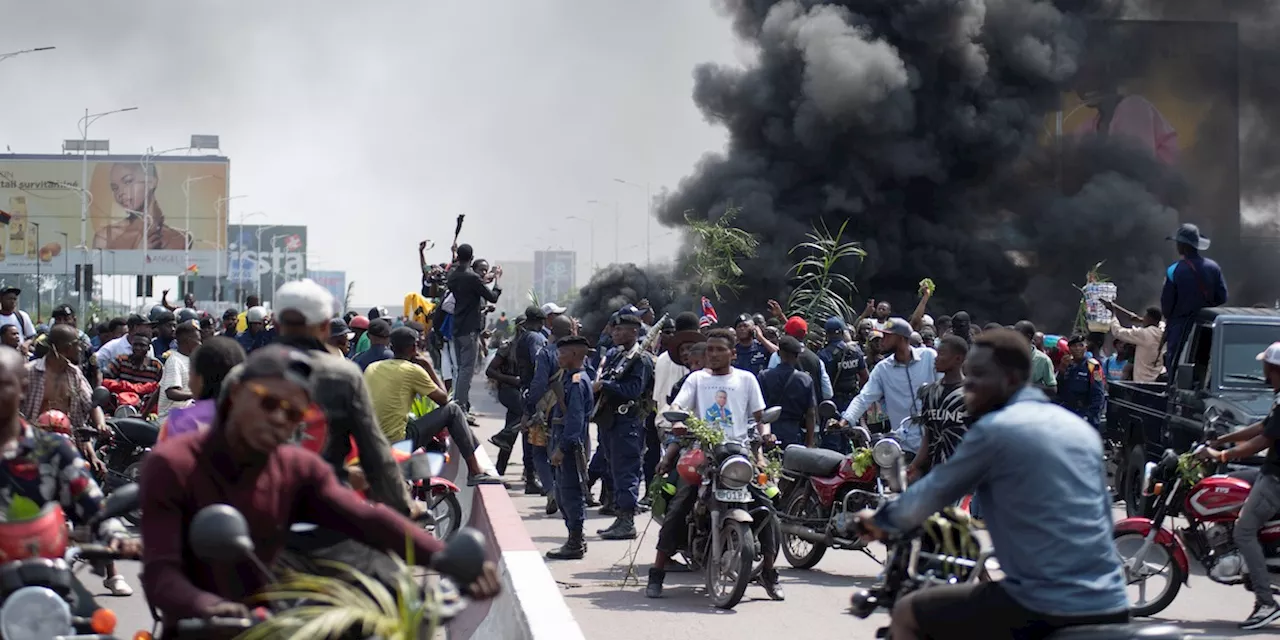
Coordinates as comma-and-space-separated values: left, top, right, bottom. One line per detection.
0, 154, 229, 275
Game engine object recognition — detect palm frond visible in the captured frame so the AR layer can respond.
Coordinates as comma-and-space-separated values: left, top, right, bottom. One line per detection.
681, 205, 759, 297
786, 220, 864, 333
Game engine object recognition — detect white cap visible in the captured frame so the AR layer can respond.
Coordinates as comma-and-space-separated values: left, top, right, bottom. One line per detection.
921, 314, 934, 327
274, 279, 335, 325
246, 306, 269, 323
1257, 342, 1280, 366
541, 302, 567, 315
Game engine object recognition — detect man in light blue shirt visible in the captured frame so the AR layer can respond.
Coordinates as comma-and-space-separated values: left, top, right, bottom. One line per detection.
858, 329, 1128, 639
840, 318, 938, 452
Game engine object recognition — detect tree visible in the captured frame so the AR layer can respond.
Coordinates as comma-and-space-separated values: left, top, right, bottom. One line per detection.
343, 282, 356, 315
683, 205, 759, 298
786, 220, 865, 324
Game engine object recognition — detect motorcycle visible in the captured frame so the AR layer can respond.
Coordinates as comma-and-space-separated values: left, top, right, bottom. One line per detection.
1113, 439, 1280, 616
160, 504, 492, 640
0, 483, 139, 640
776, 400, 900, 570
656, 406, 782, 610
847, 449, 1208, 639
90, 387, 157, 526
391, 438, 463, 541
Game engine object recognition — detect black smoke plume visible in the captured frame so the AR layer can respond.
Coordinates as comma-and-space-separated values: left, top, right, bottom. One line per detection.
577, 0, 1280, 330
570, 263, 680, 342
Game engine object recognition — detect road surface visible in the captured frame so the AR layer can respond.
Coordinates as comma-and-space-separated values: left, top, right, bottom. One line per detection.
102, 382, 1270, 638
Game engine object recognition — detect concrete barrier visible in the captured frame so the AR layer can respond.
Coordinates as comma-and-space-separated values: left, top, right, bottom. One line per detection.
443, 440, 586, 640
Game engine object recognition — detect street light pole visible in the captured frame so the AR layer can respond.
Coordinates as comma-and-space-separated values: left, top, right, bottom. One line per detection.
585, 199, 618, 265
181, 175, 214, 295
141, 144, 197, 302
0, 46, 55, 64
31, 222, 40, 322
613, 178, 652, 264
566, 215, 595, 278
57, 232, 68, 296
77, 106, 137, 319
214, 195, 248, 302
253, 225, 280, 303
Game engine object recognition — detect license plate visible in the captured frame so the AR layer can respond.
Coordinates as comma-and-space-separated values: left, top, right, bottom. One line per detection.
714, 488, 751, 503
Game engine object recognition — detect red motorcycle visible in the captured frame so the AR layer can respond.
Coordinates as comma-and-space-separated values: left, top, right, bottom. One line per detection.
1114, 443, 1280, 616
775, 402, 905, 569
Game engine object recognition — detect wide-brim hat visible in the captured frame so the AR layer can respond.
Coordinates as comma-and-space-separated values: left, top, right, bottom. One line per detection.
666, 330, 707, 367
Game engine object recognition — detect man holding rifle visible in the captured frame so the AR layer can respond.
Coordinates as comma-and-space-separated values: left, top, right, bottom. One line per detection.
593, 314, 656, 541
546, 335, 595, 560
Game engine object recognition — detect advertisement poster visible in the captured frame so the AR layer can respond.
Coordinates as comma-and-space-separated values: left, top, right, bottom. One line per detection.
1048, 20, 1239, 242
0, 154, 230, 275
534, 250, 575, 305
226, 224, 307, 306
307, 270, 346, 307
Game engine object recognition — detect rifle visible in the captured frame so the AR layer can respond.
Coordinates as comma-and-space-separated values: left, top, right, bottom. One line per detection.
592, 313, 669, 418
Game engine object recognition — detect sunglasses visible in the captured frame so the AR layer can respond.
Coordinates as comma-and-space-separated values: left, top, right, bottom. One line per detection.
244, 382, 307, 422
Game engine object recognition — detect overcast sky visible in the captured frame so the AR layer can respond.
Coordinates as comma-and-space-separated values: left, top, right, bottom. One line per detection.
0, 1, 742, 307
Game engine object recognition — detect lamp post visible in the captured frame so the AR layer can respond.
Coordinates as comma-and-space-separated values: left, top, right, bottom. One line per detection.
181, 175, 215, 295
269, 234, 291, 298
213, 195, 248, 302
586, 199, 618, 264
613, 178, 651, 265
57, 232, 68, 298
253, 225, 281, 302
30, 222, 40, 322
0, 47, 55, 63
565, 215, 595, 277
76, 106, 137, 319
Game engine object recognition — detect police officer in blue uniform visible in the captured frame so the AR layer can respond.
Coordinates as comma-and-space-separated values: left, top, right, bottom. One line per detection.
817, 316, 869, 452
1057, 334, 1105, 428
546, 335, 594, 560
594, 314, 654, 540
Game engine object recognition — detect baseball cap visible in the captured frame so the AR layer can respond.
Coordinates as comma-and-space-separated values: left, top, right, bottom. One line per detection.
246, 306, 269, 324
0, 287, 20, 296
367, 318, 392, 338
51, 304, 74, 319
619, 304, 642, 317
275, 279, 335, 325
541, 302, 567, 316
882, 317, 913, 338
824, 316, 846, 333
783, 316, 808, 339
239, 345, 315, 397
778, 335, 804, 356
1168, 223, 1211, 251
389, 326, 419, 351
329, 317, 353, 339
1257, 342, 1280, 366
524, 305, 547, 321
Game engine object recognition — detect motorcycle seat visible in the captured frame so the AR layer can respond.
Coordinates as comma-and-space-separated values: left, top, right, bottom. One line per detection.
783, 446, 845, 477
112, 418, 159, 447
1048, 623, 1196, 639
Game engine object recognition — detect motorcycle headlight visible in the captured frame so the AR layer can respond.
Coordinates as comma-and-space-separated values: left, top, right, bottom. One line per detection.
718, 455, 754, 489
1, 586, 72, 640
872, 438, 903, 468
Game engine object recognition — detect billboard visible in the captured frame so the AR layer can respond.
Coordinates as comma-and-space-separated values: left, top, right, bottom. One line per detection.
1048, 20, 1239, 243
533, 250, 576, 305
226, 224, 307, 305
0, 154, 229, 275
308, 270, 346, 308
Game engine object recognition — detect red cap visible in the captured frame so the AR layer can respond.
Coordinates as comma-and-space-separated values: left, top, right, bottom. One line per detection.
350, 316, 370, 330
783, 316, 808, 339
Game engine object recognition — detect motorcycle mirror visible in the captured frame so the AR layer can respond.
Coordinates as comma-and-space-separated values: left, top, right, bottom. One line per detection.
817, 401, 838, 421
760, 406, 783, 425
91, 386, 111, 408
426, 451, 446, 478
189, 504, 255, 563
391, 440, 414, 455
662, 410, 690, 424
98, 484, 140, 522
432, 527, 488, 586
400, 453, 435, 482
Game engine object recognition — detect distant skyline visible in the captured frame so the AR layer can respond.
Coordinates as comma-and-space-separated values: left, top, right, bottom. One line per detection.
0, 1, 743, 307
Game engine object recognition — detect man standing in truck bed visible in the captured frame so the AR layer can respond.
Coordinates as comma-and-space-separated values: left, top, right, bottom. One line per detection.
1161, 223, 1227, 370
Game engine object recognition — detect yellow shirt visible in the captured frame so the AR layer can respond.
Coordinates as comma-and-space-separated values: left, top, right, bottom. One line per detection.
236, 311, 247, 332
364, 358, 438, 441
404, 293, 435, 330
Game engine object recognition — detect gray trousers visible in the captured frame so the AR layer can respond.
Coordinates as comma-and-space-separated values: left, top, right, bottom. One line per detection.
1234, 471, 1280, 604
452, 331, 480, 411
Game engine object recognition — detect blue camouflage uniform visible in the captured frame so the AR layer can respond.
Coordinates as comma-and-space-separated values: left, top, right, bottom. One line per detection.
1058, 358, 1105, 428
526, 340, 560, 497
596, 344, 654, 515
551, 366, 593, 531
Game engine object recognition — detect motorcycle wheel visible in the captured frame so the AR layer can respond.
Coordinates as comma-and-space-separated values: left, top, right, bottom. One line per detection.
1123, 445, 1152, 518
1112, 530, 1183, 617
706, 520, 755, 610
427, 491, 463, 541
780, 490, 827, 570
121, 461, 144, 526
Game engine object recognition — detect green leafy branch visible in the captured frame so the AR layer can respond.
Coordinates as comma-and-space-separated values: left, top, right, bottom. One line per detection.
849, 448, 875, 477
684, 416, 725, 448
786, 220, 865, 331
684, 206, 759, 298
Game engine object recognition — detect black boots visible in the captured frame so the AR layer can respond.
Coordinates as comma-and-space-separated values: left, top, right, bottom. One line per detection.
598, 490, 615, 516
546, 528, 586, 560
488, 428, 517, 452
523, 468, 543, 495
645, 567, 665, 598
598, 512, 637, 540
545, 496, 559, 515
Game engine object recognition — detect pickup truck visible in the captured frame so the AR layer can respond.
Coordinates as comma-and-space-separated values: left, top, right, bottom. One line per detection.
1107, 306, 1280, 516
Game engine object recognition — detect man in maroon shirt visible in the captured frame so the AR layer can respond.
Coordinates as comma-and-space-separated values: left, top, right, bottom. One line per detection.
139, 346, 499, 623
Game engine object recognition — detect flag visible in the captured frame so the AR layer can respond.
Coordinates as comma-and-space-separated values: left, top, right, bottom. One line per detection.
185, 264, 199, 275
0, 209, 10, 225
700, 296, 718, 325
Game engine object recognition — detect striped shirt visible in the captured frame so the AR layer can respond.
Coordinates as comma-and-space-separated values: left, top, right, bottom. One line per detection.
103, 353, 164, 385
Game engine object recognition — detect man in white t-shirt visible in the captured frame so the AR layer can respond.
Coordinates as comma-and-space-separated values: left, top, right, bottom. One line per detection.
0, 287, 35, 344
157, 321, 202, 418
647, 327, 782, 601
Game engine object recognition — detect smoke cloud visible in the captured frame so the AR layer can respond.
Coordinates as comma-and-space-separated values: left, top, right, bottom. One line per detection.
572, 0, 1280, 330
570, 263, 680, 341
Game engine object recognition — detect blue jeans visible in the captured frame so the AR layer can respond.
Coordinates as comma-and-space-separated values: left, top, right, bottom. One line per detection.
603, 417, 644, 513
